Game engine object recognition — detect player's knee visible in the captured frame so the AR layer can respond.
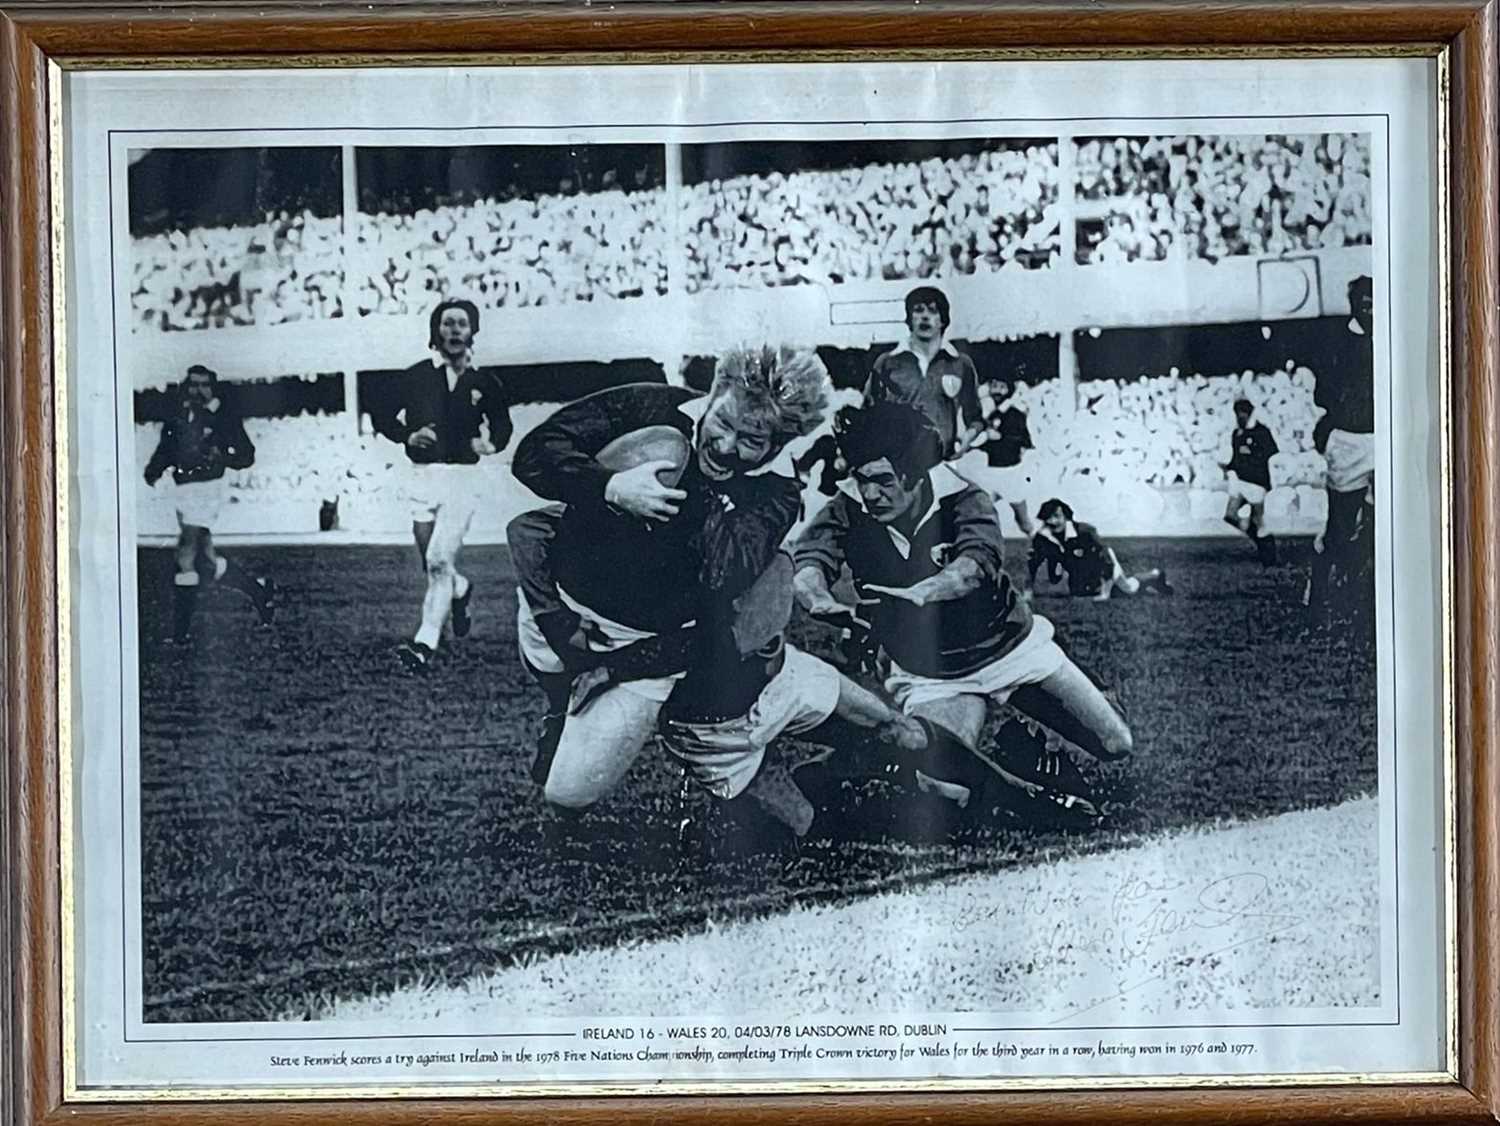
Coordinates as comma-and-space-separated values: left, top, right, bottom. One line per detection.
542, 775, 596, 811
425, 551, 457, 580
1102, 720, 1134, 759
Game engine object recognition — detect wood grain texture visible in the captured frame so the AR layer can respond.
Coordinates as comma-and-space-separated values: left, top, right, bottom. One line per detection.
0, 2, 1495, 1125
0, 0, 1489, 56
1452, 0, 1500, 1119
0, 10, 59, 1126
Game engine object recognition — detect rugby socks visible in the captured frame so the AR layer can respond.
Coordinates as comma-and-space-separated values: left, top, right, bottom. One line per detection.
172, 571, 199, 641
213, 556, 272, 616
911, 717, 998, 795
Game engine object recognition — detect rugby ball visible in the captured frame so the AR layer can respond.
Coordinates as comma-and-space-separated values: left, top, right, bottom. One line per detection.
596, 425, 691, 487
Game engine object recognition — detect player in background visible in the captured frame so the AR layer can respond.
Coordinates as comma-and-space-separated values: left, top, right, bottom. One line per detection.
1028, 498, 1174, 601
792, 386, 864, 498
793, 404, 1132, 808
1307, 275, 1376, 614
142, 364, 277, 642
958, 380, 1038, 536
1219, 398, 1281, 565
862, 285, 985, 462
369, 298, 512, 672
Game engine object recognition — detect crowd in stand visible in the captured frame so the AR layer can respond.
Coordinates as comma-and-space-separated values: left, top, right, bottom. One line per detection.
129, 133, 1371, 330
1058, 366, 1327, 490
680, 144, 1062, 290
353, 190, 672, 315
131, 211, 344, 332
1073, 133, 1373, 264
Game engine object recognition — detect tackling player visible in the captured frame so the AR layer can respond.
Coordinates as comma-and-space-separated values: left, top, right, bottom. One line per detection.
1219, 398, 1280, 565
1029, 498, 1173, 600
142, 364, 277, 642
792, 403, 1133, 803
369, 298, 512, 672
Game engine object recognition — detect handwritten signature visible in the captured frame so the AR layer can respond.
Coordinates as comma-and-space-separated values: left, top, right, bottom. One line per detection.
950, 869, 1310, 1021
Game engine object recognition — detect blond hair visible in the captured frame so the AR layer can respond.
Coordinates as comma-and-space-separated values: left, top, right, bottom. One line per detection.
709, 345, 833, 443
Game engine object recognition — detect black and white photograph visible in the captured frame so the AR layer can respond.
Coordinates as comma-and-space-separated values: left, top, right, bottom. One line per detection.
61, 57, 1447, 1094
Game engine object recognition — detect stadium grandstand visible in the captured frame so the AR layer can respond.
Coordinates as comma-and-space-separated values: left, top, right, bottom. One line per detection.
129, 132, 1375, 541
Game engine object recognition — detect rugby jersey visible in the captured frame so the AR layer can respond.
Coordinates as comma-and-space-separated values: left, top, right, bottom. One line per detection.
369, 355, 512, 465
1028, 521, 1113, 596
862, 341, 983, 455
793, 468, 1034, 679
143, 394, 255, 485
1227, 421, 1279, 490
512, 383, 803, 642
1316, 322, 1375, 435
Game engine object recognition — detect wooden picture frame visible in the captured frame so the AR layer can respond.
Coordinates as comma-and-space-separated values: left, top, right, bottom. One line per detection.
2, 1, 1495, 1122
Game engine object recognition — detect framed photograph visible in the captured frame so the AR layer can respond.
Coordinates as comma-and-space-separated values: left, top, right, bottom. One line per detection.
2, 2, 1496, 1122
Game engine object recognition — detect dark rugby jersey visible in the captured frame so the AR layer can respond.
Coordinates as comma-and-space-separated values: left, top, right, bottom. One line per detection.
793, 471, 1034, 679
862, 342, 983, 454
984, 407, 1033, 468
1315, 323, 1375, 434
1228, 421, 1279, 490
1028, 521, 1113, 596
368, 357, 512, 465
512, 384, 803, 643
143, 394, 255, 485
507, 501, 799, 721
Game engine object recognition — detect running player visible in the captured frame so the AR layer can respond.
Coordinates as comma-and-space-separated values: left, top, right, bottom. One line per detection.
142, 364, 277, 642
1220, 398, 1280, 565
793, 403, 1133, 802
368, 298, 512, 672
1028, 498, 1173, 601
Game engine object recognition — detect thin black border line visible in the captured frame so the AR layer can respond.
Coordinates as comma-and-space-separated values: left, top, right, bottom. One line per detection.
121, 1019, 1396, 1047
1385, 109, 1400, 1027
108, 143, 132, 1058
99, 110, 1387, 136
92, 108, 1407, 1054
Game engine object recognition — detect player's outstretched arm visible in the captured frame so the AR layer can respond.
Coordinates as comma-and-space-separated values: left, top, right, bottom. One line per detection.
866, 555, 985, 608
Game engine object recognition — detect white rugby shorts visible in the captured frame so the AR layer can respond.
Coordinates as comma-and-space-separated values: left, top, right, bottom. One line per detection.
884, 614, 1067, 713
1225, 472, 1269, 507
660, 644, 841, 800
1324, 429, 1375, 495
406, 462, 484, 525
172, 479, 225, 529
515, 587, 685, 703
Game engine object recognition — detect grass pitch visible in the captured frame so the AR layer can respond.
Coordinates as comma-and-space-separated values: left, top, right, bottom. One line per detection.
135, 537, 1377, 1022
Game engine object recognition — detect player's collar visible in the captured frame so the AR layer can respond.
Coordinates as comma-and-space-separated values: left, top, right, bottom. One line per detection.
1036, 520, 1077, 548
430, 348, 475, 376
890, 339, 959, 361
839, 463, 967, 529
